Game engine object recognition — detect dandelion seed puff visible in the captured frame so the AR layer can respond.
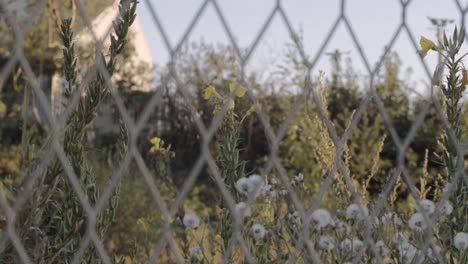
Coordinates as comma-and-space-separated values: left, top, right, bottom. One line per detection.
375, 240, 390, 257
442, 183, 453, 194
408, 212, 428, 231
335, 220, 350, 234
382, 212, 402, 226
346, 203, 368, 220
183, 214, 200, 229
191, 245, 202, 255
247, 174, 264, 199
438, 200, 453, 215
309, 208, 334, 230
318, 235, 335, 250
235, 177, 250, 196
426, 245, 441, 262
234, 202, 251, 219
251, 224, 266, 240
393, 232, 408, 244
417, 199, 435, 215
351, 239, 364, 253
398, 242, 418, 264
340, 238, 353, 251
454, 232, 468, 250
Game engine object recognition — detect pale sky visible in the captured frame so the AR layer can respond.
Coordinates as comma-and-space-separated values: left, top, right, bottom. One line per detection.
136, 0, 468, 95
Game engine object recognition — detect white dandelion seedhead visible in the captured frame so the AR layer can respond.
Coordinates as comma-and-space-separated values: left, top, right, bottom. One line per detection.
381, 212, 403, 226
234, 202, 251, 219
408, 212, 428, 231
183, 213, 201, 229
375, 240, 390, 257
340, 239, 364, 255
318, 235, 335, 250
235, 174, 265, 199
235, 177, 250, 195
437, 200, 453, 216
309, 208, 334, 230
340, 238, 353, 252
398, 242, 419, 264
251, 224, 266, 240
346, 203, 368, 220
335, 220, 351, 235
393, 232, 409, 244
416, 199, 435, 215
425, 245, 441, 262
261, 184, 276, 198
454, 232, 468, 250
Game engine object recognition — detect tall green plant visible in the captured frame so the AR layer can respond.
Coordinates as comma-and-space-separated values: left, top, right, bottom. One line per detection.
0, 0, 136, 263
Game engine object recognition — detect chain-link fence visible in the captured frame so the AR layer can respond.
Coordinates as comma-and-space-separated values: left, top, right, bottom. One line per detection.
0, 0, 467, 263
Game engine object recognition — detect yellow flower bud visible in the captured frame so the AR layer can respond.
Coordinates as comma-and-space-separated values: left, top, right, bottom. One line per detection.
150, 137, 161, 146
220, 99, 235, 111
203, 85, 217, 100
229, 82, 246, 98
419, 36, 438, 57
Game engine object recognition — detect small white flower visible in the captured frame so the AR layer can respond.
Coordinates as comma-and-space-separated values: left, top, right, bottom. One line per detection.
454, 232, 468, 250
270, 178, 277, 186
279, 189, 288, 195
318, 235, 335, 250
183, 214, 201, 229
234, 202, 251, 219
309, 208, 334, 230
251, 224, 266, 240
381, 212, 403, 226
191, 245, 202, 255
408, 212, 428, 231
375, 240, 390, 257
294, 173, 304, 183
417, 199, 435, 215
346, 203, 368, 220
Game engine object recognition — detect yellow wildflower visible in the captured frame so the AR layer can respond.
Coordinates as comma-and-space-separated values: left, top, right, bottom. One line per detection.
247, 105, 255, 113
150, 137, 161, 146
229, 82, 246, 98
203, 85, 217, 100
149, 137, 162, 153
226, 99, 235, 111
419, 36, 438, 57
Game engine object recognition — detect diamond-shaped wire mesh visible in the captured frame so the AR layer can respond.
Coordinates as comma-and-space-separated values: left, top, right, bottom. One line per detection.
0, 0, 467, 263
